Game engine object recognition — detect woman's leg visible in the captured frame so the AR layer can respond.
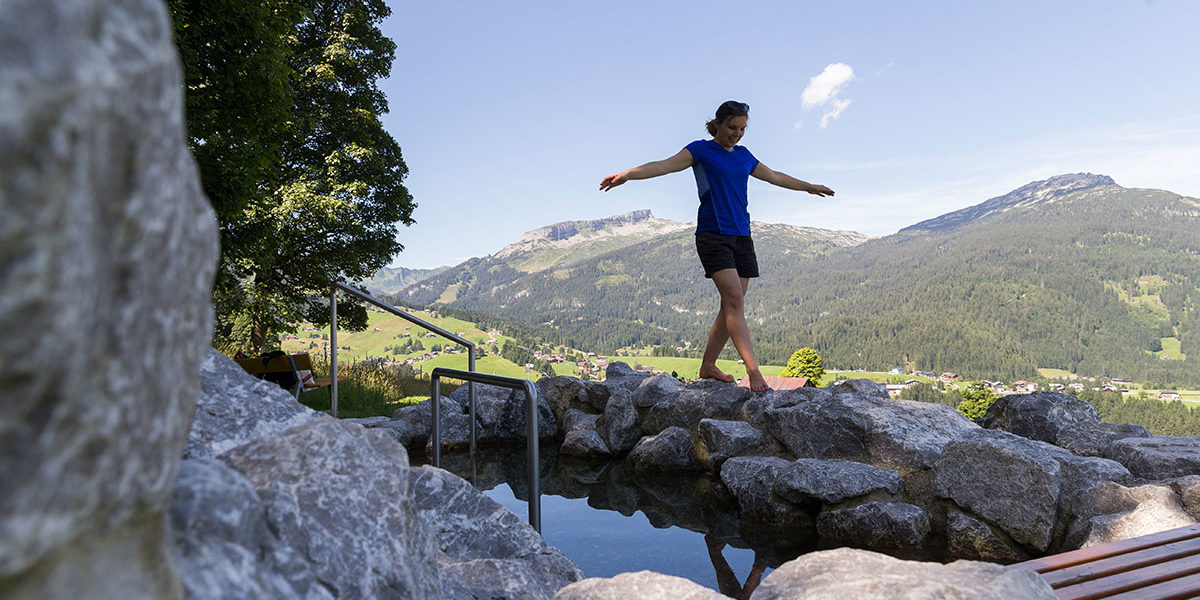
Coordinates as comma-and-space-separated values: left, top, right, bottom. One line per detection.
698, 268, 767, 391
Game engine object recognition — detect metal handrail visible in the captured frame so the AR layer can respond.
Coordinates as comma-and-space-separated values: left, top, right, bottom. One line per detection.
430, 367, 541, 533
329, 284, 476, 451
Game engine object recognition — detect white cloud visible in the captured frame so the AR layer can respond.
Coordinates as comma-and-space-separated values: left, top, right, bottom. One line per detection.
800, 63, 856, 128
819, 98, 852, 128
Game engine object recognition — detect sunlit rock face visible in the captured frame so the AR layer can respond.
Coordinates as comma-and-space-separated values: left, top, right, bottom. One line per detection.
0, 0, 218, 597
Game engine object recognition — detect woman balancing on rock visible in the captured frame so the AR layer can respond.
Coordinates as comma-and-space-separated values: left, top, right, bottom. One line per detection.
600, 101, 834, 392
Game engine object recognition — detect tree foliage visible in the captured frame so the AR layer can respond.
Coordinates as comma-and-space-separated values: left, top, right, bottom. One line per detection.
780, 347, 824, 385
956, 382, 998, 421
170, 0, 413, 353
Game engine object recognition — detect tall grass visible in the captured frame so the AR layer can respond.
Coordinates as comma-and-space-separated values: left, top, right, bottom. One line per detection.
300, 361, 459, 419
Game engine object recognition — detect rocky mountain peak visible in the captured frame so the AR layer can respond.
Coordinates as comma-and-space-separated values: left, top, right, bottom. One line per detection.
493, 210, 688, 259
901, 173, 1119, 233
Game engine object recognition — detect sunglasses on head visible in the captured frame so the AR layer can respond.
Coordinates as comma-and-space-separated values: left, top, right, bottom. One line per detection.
721, 101, 749, 113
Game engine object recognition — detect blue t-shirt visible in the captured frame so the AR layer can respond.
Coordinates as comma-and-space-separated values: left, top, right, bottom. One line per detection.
685, 139, 759, 236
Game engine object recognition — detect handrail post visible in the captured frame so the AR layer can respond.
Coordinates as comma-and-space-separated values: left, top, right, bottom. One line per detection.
432, 376, 441, 467
523, 379, 540, 533
468, 349, 476, 458
330, 286, 338, 418
430, 367, 540, 533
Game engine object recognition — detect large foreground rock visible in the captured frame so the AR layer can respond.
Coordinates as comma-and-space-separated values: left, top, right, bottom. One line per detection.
0, 0, 218, 596
170, 459, 335, 599
553, 571, 725, 600
219, 419, 440, 598
410, 466, 582, 599
750, 547, 1056, 599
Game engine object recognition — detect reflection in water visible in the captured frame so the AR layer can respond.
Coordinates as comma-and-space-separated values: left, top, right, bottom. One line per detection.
415, 446, 816, 597
706, 535, 766, 600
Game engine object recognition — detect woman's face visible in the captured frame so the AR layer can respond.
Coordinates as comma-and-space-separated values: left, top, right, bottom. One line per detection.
714, 115, 747, 149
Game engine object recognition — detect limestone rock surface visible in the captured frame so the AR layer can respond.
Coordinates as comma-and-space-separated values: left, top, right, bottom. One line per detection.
186, 350, 321, 459
642, 378, 751, 435
1106, 436, 1200, 480
411, 465, 582, 599
982, 391, 1149, 456
816, 502, 930, 549
0, 0, 218, 595
220, 419, 440, 598
775, 458, 902, 505
699, 419, 766, 470
764, 393, 977, 468
598, 389, 641, 454
629, 426, 702, 472
933, 429, 1062, 552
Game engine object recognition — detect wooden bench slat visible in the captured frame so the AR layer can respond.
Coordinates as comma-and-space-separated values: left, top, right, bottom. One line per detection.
1057, 555, 1200, 600
1014, 525, 1200, 573
1096, 570, 1200, 600
1042, 537, 1200, 588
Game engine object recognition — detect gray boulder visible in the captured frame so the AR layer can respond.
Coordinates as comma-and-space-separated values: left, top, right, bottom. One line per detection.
561, 429, 612, 459
450, 382, 558, 442
1106, 436, 1200, 480
642, 378, 751, 435
221, 419, 440, 598
598, 389, 641, 454
602, 362, 653, 396
537, 376, 609, 422
982, 391, 1150, 456
719, 457, 804, 525
631, 372, 685, 409
699, 419, 766, 470
562, 408, 599, 434
1175, 475, 1200, 521
751, 547, 1056, 600
629, 426, 702, 472
1058, 422, 1153, 457
391, 395, 473, 451
410, 465, 582, 599
0, 0, 218, 595
1066, 482, 1197, 548
830, 378, 890, 399
933, 429, 1062, 551
816, 502, 930, 549
186, 350, 322, 459
763, 393, 978, 469
553, 571, 726, 600
170, 458, 334, 599
945, 509, 1029, 562
775, 458, 901, 505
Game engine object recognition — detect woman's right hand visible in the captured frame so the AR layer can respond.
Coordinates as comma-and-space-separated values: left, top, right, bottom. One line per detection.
599, 172, 627, 191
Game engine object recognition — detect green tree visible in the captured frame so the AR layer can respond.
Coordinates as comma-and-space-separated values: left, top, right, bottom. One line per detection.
170, 0, 414, 353
956, 382, 998, 421
780, 347, 825, 386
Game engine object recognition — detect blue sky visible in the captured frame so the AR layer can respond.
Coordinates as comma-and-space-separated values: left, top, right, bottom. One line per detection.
378, 1, 1200, 269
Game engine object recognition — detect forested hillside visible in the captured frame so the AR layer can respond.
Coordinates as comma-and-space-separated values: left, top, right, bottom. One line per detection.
398, 175, 1200, 386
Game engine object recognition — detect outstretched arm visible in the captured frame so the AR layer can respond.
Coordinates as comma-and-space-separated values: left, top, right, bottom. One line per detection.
600, 149, 694, 191
751, 163, 834, 196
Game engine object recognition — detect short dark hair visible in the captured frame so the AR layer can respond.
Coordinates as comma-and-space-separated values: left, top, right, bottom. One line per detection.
706, 100, 749, 136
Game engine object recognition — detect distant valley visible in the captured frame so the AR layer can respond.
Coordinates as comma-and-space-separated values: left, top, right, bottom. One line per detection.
379, 174, 1200, 387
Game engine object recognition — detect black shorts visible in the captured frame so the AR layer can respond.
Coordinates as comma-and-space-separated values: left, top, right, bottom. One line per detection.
695, 231, 759, 278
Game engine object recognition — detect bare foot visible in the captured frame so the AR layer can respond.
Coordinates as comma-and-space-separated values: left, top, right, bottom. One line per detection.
698, 365, 735, 383
747, 371, 770, 393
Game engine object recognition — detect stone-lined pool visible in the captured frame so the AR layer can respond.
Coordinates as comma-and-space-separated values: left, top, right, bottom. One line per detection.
417, 447, 944, 598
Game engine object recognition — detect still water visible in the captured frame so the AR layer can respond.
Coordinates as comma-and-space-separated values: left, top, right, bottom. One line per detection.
418, 447, 821, 598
